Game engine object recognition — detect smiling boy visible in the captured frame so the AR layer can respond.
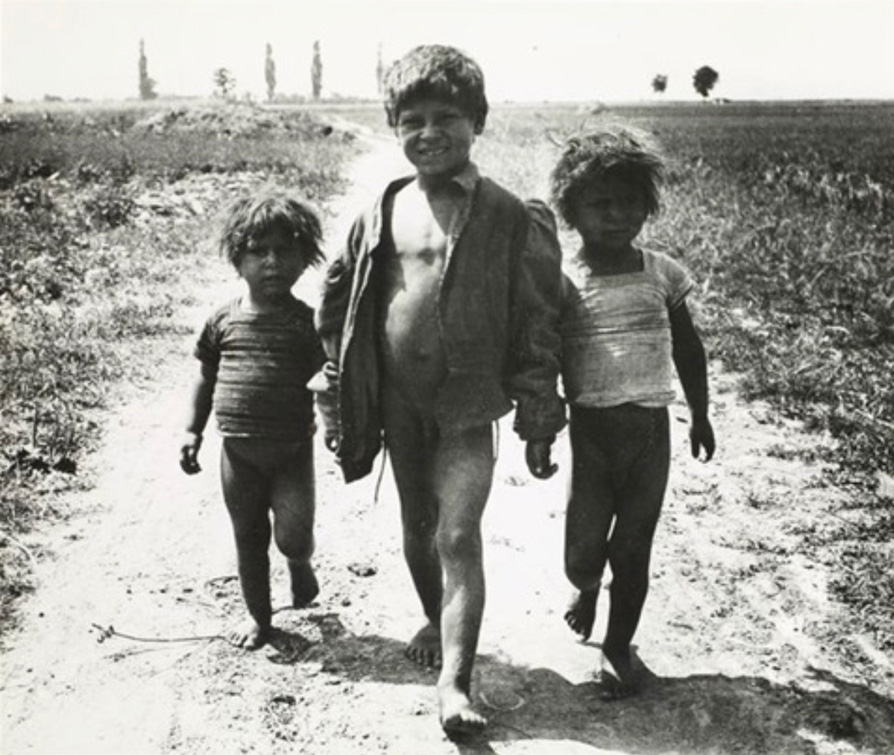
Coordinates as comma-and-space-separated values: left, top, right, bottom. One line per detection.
315, 45, 565, 736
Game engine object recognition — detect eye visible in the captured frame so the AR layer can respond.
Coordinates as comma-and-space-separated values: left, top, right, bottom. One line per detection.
399, 116, 423, 130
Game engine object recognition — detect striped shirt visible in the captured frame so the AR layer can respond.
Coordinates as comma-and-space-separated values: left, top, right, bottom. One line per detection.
195, 296, 325, 440
561, 249, 694, 409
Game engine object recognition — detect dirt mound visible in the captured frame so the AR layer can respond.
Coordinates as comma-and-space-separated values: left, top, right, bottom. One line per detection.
133, 103, 351, 141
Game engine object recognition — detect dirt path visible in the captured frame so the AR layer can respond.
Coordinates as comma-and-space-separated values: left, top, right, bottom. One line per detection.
2, 135, 894, 755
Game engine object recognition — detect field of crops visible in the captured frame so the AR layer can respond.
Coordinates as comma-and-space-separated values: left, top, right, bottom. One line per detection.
480, 101, 894, 482
1, 98, 892, 643
474, 100, 894, 644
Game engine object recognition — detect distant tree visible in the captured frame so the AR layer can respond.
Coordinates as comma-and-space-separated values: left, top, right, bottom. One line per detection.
311, 40, 323, 100
265, 43, 276, 101
651, 74, 668, 94
213, 68, 236, 100
138, 39, 157, 100
693, 65, 719, 99
376, 43, 385, 95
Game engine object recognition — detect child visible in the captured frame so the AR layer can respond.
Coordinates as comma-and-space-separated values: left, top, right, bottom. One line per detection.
314, 45, 566, 736
179, 189, 327, 650
551, 129, 715, 698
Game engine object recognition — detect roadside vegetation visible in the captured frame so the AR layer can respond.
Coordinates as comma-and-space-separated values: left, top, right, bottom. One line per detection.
0, 100, 358, 629
1, 98, 892, 652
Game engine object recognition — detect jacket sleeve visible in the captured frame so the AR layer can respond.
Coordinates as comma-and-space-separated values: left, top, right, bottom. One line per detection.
315, 214, 366, 363
312, 215, 366, 441
507, 199, 567, 441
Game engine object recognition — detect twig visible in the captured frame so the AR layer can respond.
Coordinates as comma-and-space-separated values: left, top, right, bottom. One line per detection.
90, 623, 237, 647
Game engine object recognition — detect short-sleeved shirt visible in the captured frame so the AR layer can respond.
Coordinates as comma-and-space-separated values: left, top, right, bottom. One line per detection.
195, 296, 325, 440
560, 249, 694, 409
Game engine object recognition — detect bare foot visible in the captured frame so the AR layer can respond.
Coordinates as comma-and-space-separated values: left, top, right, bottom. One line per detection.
439, 686, 486, 739
227, 618, 271, 650
288, 560, 320, 608
599, 647, 637, 700
405, 622, 442, 668
564, 590, 597, 640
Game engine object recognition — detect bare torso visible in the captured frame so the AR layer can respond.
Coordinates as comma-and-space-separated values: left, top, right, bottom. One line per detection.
378, 180, 464, 405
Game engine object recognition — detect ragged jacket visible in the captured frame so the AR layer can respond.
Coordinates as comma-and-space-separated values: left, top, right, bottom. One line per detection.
315, 164, 566, 483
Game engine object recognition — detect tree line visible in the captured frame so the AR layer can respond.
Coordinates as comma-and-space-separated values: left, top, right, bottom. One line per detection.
139, 40, 719, 102
138, 39, 326, 102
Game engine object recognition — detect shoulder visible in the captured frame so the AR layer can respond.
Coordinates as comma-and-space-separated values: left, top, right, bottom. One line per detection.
203, 299, 238, 329
642, 249, 694, 303
477, 176, 526, 213
286, 296, 316, 323
562, 251, 590, 279
643, 249, 690, 277
349, 175, 414, 241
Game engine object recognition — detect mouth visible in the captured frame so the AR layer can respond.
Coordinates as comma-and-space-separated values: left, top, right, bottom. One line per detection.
416, 144, 449, 158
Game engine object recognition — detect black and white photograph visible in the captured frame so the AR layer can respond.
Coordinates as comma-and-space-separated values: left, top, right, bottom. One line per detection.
1, 1, 893, 752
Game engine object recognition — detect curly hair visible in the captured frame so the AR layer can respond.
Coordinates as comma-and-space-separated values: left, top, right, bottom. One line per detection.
218, 189, 325, 269
549, 128, 665, 227
383, 44, 488, 134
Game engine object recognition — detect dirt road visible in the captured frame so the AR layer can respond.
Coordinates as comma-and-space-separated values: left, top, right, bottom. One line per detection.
2, 135, 893, 755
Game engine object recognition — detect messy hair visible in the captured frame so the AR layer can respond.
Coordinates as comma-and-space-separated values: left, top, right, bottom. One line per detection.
549, 128, 665, 227
218, 189, 325, 268
383, 44, 488, 134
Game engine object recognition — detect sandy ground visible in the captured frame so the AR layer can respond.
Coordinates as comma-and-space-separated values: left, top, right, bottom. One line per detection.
2, 134, 894, 755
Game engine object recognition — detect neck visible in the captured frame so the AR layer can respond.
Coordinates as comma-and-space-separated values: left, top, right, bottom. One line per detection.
582, 243, 641, 274
416, 162, 468, 194
243, 291, 290, 313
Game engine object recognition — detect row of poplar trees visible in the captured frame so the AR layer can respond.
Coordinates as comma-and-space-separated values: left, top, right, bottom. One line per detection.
138, 39, 325, 101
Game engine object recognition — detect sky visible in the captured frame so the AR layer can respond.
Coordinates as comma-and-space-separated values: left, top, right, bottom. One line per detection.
1, 0, 892, 103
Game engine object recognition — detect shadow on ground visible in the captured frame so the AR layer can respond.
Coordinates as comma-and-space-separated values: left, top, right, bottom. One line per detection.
265, 611, 894, 754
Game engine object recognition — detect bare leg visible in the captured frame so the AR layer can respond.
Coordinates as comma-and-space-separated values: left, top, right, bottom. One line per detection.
221, 440, 273, 650
564, 408, 615, 641
433, 425, 493, 737
269, 441, 319, 608
383, 388, 443, 668
601, 408, 670, 698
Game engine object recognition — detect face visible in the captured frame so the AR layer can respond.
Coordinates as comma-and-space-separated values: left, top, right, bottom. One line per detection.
571, 175, 649, 253
395, 99, 477, 179
237, 226, 307, 304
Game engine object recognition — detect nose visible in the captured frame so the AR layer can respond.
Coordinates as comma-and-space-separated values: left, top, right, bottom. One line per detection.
261, 249, 282, 266
419, 119, 441, 138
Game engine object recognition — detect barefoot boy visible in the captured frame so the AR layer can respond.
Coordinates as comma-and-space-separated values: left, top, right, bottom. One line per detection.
180, 190, 326, 650
551, 129, 715, 697
315, 45, 565, 736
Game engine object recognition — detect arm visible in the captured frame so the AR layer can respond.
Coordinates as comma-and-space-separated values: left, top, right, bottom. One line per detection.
670, 302, 715, 461
180, 360, 217, 474
509, 200, 567, 478
313, 214, 366, 453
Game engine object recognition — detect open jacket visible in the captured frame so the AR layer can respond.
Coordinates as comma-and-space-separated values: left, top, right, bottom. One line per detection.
314, 166, 566, 483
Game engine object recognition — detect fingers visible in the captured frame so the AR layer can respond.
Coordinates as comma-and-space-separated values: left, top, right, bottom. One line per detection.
690, 433, 716, 462
179, 447, 201, 475
531, 462, 559, 479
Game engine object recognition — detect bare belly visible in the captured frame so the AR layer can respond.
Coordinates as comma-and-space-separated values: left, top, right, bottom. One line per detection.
378, 257, 447, 404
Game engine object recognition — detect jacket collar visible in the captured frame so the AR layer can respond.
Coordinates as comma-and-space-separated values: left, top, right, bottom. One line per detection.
369, 163, 480, 246
451, 162, 480, 195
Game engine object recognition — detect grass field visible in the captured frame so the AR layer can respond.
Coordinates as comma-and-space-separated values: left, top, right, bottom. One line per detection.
1, 98, 892, 645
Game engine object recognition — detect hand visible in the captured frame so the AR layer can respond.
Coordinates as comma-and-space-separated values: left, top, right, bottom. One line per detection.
689, 416, 715, 462
526, 439, 558, 479
180, 431, 203, 475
